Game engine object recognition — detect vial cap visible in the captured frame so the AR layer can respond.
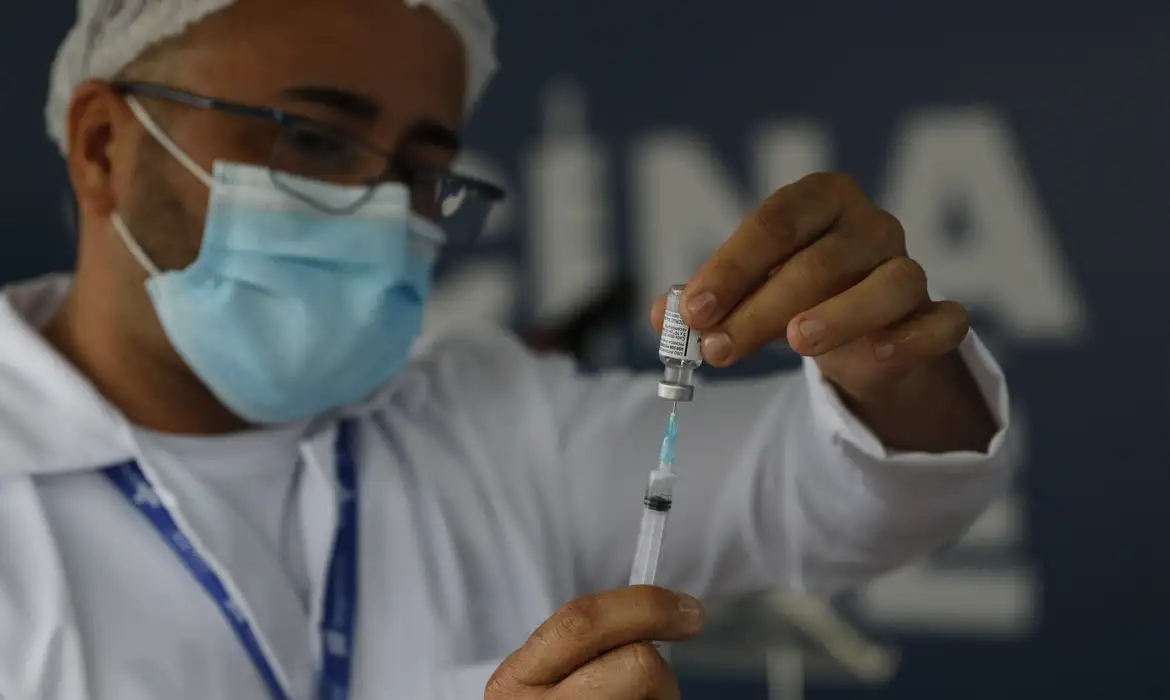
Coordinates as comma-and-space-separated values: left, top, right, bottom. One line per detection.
657, 381, 694, 402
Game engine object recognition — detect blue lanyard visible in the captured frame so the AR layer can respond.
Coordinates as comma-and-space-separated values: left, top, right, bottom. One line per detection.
103, 419, 360, 700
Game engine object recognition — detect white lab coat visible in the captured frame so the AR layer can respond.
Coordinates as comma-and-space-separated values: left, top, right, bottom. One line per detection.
0, 275, 1012, 700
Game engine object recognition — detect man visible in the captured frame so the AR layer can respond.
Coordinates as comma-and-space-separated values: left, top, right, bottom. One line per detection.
0, 0, 1011, 698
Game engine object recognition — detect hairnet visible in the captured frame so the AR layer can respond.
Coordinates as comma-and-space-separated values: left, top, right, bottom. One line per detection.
45, 0, 498, 155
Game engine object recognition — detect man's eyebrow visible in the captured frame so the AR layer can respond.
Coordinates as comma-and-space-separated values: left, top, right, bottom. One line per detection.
400, 121, 462, 152
277, 86, 461, 151
279, 86, 381, 122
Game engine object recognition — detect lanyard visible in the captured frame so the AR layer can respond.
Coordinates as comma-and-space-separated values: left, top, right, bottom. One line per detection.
103, 419, 360, 700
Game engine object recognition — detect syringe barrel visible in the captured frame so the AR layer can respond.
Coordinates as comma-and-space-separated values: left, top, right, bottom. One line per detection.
629, 508, 668, 586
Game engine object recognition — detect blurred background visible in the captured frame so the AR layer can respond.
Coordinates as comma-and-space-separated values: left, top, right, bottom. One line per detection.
5, 2, 1170, 697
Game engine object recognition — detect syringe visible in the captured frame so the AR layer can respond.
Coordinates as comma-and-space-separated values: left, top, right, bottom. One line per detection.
629, 407, 680, 586
629, 284, 700, 586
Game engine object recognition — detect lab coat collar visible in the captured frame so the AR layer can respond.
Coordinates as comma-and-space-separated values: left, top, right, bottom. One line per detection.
0, 274, 139, 476
0, 274, 423, 478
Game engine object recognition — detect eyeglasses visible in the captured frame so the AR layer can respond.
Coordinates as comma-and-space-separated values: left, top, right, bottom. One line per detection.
110, 81, 505, 247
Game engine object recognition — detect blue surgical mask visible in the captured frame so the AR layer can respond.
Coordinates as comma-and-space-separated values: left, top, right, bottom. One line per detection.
113, 98, 444, 424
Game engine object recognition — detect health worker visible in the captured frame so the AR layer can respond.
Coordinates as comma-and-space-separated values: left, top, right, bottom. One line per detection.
0, 1, 1012, 699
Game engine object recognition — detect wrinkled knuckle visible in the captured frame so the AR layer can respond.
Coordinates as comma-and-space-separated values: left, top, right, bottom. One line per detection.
709, 256, 752, 288
874, 210, 906, 249
556, 598, 599, 642
628, 643, 670, 691
482, 671, 514, 700
794, 248, 838, 293
751, 200, 798, 247
886, 257, 928, 296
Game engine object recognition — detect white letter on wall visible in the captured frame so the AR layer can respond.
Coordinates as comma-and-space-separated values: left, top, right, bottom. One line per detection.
525, 81, 616, 324
879, 107, 1088, 341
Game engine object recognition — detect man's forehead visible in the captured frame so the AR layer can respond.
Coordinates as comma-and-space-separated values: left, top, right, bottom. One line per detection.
168, 0, 467, 126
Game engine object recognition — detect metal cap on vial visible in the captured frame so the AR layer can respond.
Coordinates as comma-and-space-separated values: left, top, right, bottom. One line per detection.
657, 380, 695, 402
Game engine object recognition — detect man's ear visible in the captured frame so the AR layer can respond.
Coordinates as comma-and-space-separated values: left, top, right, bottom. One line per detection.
65, 81, 136, 221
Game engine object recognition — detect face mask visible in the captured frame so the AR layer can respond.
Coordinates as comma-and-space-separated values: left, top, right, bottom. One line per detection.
113, 98, 445, 424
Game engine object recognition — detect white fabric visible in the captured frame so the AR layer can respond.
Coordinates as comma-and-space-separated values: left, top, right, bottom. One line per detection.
45, 0, 498, 154
131, 423, 314, 609
0, 274, 1015, 700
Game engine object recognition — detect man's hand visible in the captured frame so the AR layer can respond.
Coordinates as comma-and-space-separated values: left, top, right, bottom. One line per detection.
650, 172, 997, 453
484, 587, 704, 700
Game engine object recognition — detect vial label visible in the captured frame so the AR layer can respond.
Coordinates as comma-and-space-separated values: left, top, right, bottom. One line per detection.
659, 308, 702, 362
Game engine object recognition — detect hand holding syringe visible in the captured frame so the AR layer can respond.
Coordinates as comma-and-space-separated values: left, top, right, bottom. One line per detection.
629, 285, 702, 586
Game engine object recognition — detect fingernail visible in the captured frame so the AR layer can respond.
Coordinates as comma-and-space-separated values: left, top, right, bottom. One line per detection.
874, 342, 895, 360
701, 332, 732, 363
685, 292, 717, 324
799, 318, 825, 342
677, 593, 704, 620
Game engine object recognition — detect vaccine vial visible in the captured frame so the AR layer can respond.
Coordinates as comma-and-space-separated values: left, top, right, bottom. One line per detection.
657, 284, 703, 401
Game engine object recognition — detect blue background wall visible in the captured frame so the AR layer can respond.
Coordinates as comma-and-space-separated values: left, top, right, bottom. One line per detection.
4, 3, 1168, 696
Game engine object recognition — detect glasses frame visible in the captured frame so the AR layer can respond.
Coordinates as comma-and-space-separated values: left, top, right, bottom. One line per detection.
110, 81, 506, 223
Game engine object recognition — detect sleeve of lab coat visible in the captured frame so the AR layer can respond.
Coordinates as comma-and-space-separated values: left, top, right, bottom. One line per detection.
532, 331, 1013, 599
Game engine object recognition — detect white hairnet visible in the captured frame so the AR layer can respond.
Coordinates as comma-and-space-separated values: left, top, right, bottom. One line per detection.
45, 0, 498, 155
